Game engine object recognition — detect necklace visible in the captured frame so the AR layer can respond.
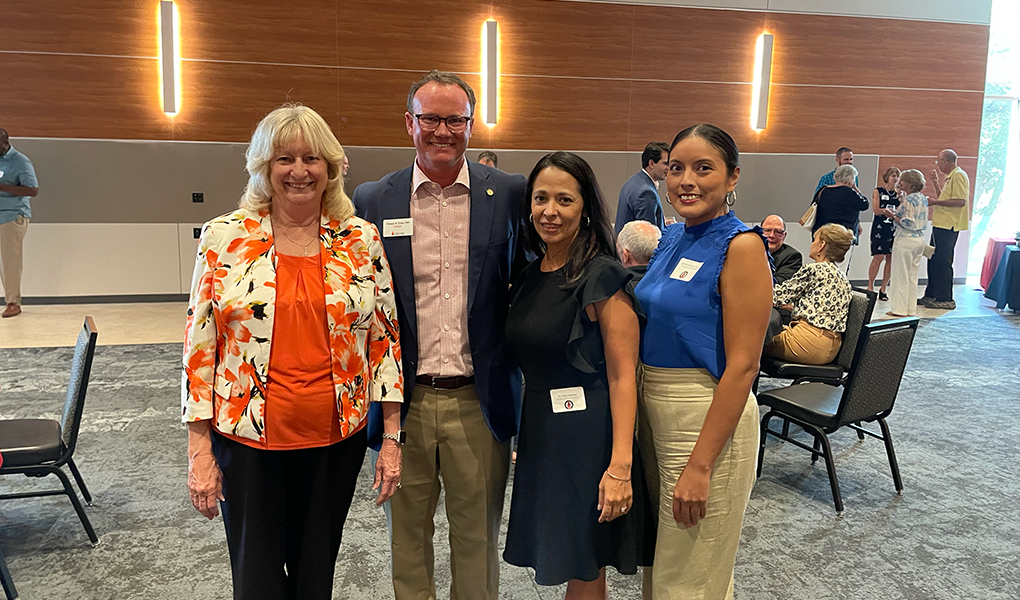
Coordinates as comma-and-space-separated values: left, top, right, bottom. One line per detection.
273, 220, 318, 257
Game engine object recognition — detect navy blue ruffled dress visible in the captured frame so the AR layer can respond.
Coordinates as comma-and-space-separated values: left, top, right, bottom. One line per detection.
503, 255, 655, 585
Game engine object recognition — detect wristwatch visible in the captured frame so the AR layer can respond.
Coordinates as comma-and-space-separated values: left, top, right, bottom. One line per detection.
382, 430, 406, 445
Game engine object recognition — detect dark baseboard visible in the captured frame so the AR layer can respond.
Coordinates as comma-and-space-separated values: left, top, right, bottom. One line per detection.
21, 294, 189, 305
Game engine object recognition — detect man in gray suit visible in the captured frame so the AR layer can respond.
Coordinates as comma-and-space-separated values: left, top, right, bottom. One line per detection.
615, 141, 669, 234
352, 70, 525, 600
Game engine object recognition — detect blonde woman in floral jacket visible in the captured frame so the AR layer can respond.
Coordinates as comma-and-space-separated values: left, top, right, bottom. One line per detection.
182, 104, 403, 600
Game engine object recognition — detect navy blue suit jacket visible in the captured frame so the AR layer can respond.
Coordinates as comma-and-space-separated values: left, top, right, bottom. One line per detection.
352, 161, 526, 450
614, 170, 665, 234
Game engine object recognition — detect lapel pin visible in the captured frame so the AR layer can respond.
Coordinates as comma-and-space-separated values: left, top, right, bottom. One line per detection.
486, 188, 494, 196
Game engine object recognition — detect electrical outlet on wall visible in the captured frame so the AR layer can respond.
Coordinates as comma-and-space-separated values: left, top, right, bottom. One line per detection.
193, 227, 202, 239
192, 192, 204, 203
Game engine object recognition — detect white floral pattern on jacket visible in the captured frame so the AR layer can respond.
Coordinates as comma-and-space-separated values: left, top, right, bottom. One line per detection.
181, 208, 402, 442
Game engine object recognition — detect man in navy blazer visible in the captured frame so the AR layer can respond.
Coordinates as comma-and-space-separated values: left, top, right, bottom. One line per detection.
352, 70, 525, 600
614, 141, 669, 234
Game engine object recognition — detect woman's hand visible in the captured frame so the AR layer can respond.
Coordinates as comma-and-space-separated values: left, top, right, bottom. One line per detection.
187, 420, 224, 520
373, 440, 402, 506
672, 465, 711, 528
598, 466, 633, 523
188, 446, 224, 520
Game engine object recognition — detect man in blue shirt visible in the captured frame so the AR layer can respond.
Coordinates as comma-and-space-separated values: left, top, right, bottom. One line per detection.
615, 141, 669, 234
0, 129, 39, 318
814, 146, 859, 195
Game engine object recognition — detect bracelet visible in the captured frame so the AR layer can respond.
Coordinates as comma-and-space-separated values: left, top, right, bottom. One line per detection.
604, 469, 631, 482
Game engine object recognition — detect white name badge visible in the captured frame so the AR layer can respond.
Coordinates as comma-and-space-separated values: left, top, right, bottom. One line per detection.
881, 194, 889, 201
669, 258, 704, 282
383, 218, 413, 237
550, 387, 587, 413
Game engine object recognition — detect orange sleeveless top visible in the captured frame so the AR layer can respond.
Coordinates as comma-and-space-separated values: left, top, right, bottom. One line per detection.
226, 253, 344, 450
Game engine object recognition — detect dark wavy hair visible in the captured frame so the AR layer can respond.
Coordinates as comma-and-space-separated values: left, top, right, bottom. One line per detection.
523, 152, 617, 287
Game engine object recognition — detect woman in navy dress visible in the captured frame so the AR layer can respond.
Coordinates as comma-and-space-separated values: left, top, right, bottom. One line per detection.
504, 152, 654, 596
634, 124, 772, 599
868, 167, 902, 301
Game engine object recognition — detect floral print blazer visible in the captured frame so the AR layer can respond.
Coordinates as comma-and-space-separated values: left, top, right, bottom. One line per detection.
181, 208, 403, 442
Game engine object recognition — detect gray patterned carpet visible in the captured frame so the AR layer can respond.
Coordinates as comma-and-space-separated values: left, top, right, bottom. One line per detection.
0, 314, 1018, 599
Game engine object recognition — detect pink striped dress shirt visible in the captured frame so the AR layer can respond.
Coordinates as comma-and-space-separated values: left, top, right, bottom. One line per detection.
410, 159, 473, 377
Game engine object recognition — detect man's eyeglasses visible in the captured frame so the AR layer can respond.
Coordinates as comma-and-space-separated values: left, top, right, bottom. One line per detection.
413, 114, 472, 132
762, 228, 786, 236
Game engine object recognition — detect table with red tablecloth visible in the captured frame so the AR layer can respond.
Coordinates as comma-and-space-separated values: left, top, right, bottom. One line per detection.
980, 237, 1017, 290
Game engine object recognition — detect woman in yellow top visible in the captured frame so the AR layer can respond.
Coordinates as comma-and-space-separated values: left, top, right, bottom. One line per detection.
182, 104, 403, 600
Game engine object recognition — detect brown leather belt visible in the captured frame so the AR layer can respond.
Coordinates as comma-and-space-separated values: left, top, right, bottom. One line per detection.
415, 375, 476, 389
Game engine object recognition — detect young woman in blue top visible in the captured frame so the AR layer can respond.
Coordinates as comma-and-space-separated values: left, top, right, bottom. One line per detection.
634, 124, 772, 600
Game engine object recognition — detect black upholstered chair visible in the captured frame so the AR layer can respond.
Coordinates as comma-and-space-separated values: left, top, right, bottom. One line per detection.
757, 287, 878, 438
0, 451, 17, 600
0, 317, 100, 546
759, 287, 878, 387
0, 543, 15, 600
756, 318, 919, 515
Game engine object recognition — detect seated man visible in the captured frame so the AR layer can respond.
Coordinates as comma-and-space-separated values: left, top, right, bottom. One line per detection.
617, 220, 661, 294
762, 214, 802, 284
763, 215, 803, 331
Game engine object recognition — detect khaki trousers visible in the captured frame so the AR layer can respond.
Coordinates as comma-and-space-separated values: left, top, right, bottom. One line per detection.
391, 384, 510, 600
0, 215, 29, 306
765, 320, 841, 365
638, 366, 759, 600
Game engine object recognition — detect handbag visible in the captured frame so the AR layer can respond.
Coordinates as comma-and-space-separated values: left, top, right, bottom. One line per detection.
799, 203, 817, 230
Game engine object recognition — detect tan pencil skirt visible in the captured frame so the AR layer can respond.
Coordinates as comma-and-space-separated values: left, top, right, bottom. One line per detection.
637, 365, 759, 600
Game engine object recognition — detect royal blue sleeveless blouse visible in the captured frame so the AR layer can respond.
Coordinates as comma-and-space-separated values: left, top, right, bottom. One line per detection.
635, 211, 766, 379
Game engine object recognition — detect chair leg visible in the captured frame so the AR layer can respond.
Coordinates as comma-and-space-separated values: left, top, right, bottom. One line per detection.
67, 458, 93, 505
855, 422, 865, 441
811, 437, 821, 464
757, 411, 774, 478
49, 467, 100, 547
806, 425, 843, 515
0, 547, 17, 600
781, 419, 791, 438
877, 418, 904, 494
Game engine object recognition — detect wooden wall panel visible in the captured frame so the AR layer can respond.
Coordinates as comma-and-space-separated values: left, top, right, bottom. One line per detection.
498, 0, 635, 79
0, 53, 171, 139
0, 0, 157, 57
0, 0, 991, 165
631, 7, 763, 83
765, 12, 989, 91
757, 85, 985, 155
334, 69, 442, 147
178, 0, 337, 66
334, 70, 634, 151
482, 76, 632, 150
876, 156, 979, 200
172, 61, 340, 142
627, 82, 754, 151
335, 0, 489, 74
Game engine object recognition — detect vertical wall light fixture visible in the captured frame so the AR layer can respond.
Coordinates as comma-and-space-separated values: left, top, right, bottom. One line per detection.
481, 19, 499, 127
158, 0, 181, 116
750, 32, 774, 131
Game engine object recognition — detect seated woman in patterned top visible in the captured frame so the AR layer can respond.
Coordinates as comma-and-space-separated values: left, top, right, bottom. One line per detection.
764, 223, 855, 365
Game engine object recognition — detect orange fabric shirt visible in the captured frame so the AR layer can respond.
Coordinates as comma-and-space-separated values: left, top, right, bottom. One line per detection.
226, 253, 345, 450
